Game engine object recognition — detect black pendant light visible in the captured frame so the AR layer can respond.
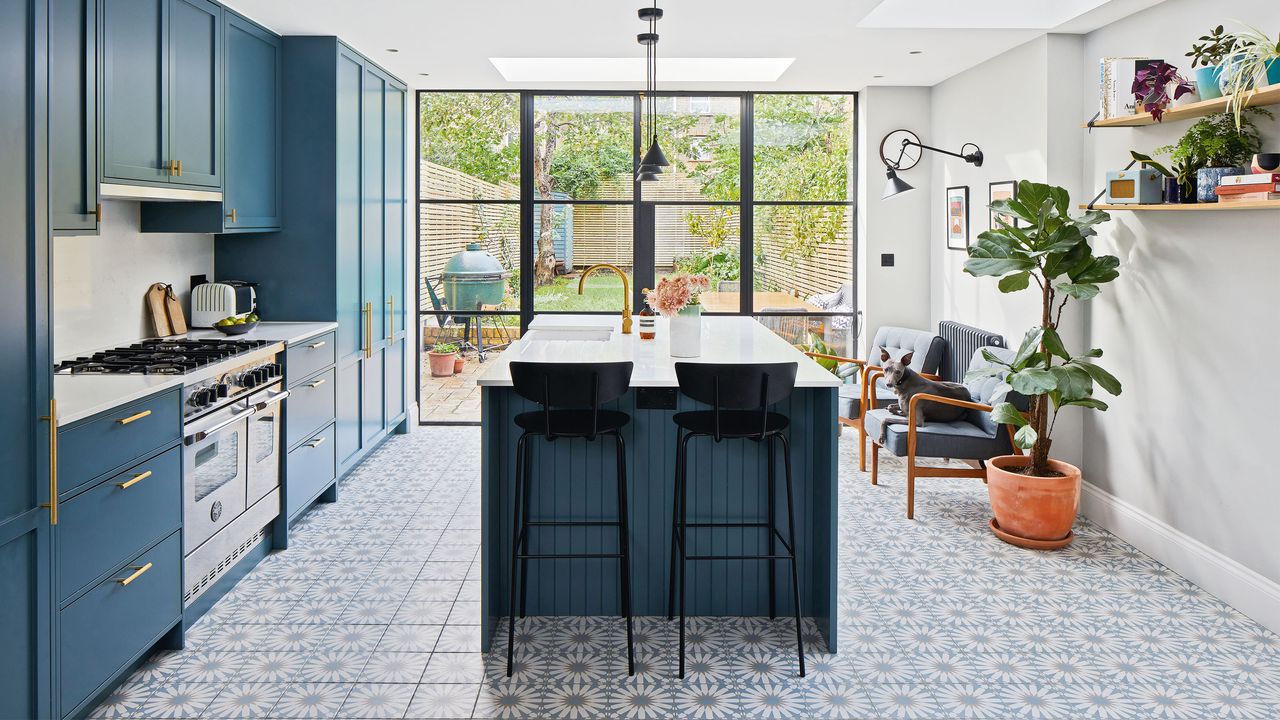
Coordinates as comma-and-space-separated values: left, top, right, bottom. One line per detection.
636, 2, 668, 181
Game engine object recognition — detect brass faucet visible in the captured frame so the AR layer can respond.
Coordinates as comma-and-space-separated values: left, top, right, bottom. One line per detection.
577, 263, 632, 334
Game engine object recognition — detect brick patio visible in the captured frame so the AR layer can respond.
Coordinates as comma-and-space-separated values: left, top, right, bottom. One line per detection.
419, 348, 498, 423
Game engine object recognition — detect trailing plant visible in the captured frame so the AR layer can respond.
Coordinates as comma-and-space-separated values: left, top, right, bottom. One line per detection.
1186, 25, 1239, 68
1155, 109, 1269, 169
1131, 62, 1194, 121
964, 182, 1123, 476
1222, 24, 1280, 131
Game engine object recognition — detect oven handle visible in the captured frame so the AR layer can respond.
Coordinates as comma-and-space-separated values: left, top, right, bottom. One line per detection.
184, 406, 256, 446
252, 388, 290, 412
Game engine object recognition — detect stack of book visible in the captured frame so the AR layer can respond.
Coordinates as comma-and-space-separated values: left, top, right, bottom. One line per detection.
1216, 174, 1280, 203
1098, 57, 1162, 119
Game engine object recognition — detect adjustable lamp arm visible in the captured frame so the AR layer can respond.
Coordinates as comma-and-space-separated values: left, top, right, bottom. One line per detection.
893, 138, 984, 168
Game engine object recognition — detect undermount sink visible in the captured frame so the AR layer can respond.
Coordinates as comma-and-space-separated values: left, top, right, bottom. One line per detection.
523, 328, 614, 342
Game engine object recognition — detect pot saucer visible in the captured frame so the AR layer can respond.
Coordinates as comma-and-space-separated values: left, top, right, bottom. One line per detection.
989, 518, 1074, 550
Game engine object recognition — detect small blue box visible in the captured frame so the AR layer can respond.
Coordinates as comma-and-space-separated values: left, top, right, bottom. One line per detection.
1105, 168, 1163, 204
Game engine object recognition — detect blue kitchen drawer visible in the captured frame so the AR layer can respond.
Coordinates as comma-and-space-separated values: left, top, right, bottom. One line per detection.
58, 532, 181, 714
59, 389, 182, 496
58, 445, 181, 604
286, 366, 335, 449
286, 423, 335, 521
286, 331, 336, 388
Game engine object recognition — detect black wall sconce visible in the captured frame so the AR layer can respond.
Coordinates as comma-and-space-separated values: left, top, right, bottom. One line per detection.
879, 129, 984, 199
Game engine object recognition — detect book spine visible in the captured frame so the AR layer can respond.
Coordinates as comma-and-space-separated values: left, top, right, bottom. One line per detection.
1218, 192, 1280, 202
1219, 173, 1280, 186
1216, 183, 1280, 195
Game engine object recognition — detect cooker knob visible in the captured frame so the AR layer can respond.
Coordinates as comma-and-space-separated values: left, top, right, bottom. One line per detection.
242, 373, 257, 389
216, 383, 230, 398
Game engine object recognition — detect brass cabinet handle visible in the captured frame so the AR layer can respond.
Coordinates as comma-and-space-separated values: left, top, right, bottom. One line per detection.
226, 208, 237, 224
117, 470, 152, 490
168, 159, 177, 176
364, 303, 373, 358
40, 399, 58, 525
307, 378, 327, 389
176, 159, 183, 177
115, 562, 153, 586
307, 340, 326, 350
307, 436, 327, 449
94, 203, 102, 223
386, 296, 394, 341
117, 409, 152, 425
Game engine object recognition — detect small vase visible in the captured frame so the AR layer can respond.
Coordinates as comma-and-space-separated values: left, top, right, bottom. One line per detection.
1194, 65, 1224, 100
1163, 177, 1182, 204
1197, 167, 1246, 203
669, 304, 702, 358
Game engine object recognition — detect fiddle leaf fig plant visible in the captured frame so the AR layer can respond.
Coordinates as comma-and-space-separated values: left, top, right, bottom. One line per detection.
964, 181, 1123, 476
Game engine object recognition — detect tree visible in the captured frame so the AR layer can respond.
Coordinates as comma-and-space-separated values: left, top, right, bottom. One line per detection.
419, 93, 519, 189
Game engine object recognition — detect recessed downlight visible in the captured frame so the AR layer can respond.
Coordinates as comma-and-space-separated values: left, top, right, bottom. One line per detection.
386, 48, 400, 53
908, 50, 923, 55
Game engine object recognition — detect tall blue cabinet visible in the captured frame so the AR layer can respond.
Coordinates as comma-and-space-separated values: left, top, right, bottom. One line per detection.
216, 36, 408, 502
0, 2, 54, 719
50, 0, 98, 235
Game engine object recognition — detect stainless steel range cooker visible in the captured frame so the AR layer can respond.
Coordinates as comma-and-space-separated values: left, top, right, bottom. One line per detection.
57, 337, 287, 606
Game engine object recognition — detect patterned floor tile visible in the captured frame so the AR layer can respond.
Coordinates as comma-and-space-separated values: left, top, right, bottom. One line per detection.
271, 682, 355, 719
405, 683, 481, 719
338, 682, 419, 718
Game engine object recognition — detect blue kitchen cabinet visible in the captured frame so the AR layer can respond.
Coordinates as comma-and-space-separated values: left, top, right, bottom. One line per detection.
100, 0, 222, 191
0, 3, 54, 719
141, 8, 281, 233
216, 36, 408, 509
50, 0, 99, 235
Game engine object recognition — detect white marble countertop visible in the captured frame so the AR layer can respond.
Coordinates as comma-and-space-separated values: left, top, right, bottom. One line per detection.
186, 321, 337, 346
55, 375, 184, 427
476, 315, 840, 388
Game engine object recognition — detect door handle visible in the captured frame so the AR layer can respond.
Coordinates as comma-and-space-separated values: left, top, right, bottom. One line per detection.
226, 208, 237, 224
169, 159, 177, 176
176, 159, 183, 177
386, 296, 394, 341
115, 562, 153, 586
39, 399, 57, 525
117, 470, 152, 490
364, 303, 373, 358
94, 203, 102, 223
253, 389, 290, 411
184, 406, 255, 445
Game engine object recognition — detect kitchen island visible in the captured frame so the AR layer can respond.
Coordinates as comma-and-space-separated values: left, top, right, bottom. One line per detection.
476, 315, 840, 652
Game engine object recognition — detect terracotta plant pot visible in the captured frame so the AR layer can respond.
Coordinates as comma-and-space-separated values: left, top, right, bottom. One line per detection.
428, 351, 456, 377
986, 455, 1081, 548
453, 356, 465, 374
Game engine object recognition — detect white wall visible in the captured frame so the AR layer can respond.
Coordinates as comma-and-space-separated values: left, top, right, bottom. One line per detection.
919, 0, 1280, 630
858, 86, 933, 354
53, 200, 214, 357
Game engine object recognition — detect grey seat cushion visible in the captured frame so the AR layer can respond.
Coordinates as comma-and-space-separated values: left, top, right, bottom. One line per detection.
868, 326, 946, 375
865, 408, 1005, 459
838, 382, 894, 419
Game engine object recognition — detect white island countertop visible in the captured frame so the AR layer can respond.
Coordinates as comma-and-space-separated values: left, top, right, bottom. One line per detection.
476, 315, 839, 388
186, 321, 337, 346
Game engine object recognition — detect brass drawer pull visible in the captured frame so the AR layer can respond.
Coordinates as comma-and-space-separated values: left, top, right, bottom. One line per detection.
307, 436, 327, 449
115, 562, 153, 586
307, 340, 327, 350
307, 379, 327, 389
168, 159, 177, 176
116, 409, 152, 425
176, 159, 183, 177
226, 207, 237, 223
117, 470, 152, 490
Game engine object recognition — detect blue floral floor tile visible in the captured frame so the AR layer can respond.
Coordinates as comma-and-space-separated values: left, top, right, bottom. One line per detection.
90, 427, 1280, 718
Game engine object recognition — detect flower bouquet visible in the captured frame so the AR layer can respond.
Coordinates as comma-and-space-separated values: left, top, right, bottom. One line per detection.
647, 275, 710, 356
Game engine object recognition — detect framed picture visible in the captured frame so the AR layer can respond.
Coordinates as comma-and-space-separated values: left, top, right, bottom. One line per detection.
946, 185, 969, 250
989, 180, 1018, 230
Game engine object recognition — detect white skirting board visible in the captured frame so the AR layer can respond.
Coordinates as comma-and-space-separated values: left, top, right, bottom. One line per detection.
1081, 481, 1280, 634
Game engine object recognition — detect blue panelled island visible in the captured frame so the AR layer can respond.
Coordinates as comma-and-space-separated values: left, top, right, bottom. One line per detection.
477, 315, 841, 652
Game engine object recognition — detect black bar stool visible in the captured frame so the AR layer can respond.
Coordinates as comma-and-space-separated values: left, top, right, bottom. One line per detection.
506, 361, 635, 677
667, 361, 805, 678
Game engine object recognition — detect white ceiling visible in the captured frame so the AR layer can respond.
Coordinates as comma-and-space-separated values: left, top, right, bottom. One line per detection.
223, 0, 1166, 91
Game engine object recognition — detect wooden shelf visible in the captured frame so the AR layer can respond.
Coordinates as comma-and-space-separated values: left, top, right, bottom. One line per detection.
1083, 84, 1280, 128
1082, 200, 1280, 211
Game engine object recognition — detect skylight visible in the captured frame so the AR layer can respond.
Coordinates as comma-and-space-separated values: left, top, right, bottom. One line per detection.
857, 0, 1110, 29
488, 57, 795, 83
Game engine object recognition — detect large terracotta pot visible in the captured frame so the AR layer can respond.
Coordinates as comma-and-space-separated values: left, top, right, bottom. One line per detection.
986, 455, 1081, 547
428, 351, 456, 377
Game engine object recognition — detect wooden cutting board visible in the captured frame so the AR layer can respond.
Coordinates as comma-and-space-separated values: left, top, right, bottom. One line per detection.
145, 283, 188, 336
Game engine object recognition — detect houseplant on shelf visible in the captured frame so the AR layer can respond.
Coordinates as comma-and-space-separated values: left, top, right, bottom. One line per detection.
646, 274, 710, 358
1131, 62, 1195, 121
1155, 110, 1269, 202
1222, 24, 1280, 131
428, 342, 459, 378
964, 181, 1122, 548
1130, 150, 1199, 203
1186, 25, 1238, 101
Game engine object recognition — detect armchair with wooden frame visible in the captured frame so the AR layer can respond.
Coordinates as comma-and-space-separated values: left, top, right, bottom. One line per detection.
803, 326, 946, 472
862, 346, 1027, 519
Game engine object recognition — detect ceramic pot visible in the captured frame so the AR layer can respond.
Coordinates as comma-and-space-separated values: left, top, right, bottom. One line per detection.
1197, 167, 1246, 202
1163, 177, 1183, 204
428, 351, 456, 377
669, 304, 702, 358
1194, 65, 1224, 100
1268, 59, 1280, 87
1181, 176, 1198, 203
986, 455, 1081, 545
1252, 153, 1280, 173
453, 356, 465, 374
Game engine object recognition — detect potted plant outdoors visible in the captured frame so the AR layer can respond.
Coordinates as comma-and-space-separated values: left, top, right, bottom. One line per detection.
1130, 151, 1200, 204
1156, 110, 1269, 202
1186, 25, 1239, 101
454, 353, 466, 374
428, 342, 459, 377
965, 182, 1122, 548
1222, 24, 1280, 132
1131, 62, 1195, 120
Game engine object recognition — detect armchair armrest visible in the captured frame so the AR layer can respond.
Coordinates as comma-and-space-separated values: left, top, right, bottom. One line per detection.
905, 393, 1024, 456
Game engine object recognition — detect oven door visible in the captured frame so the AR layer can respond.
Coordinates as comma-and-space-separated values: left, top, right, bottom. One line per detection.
184, 400, 252, 551
247, 385, 288, 505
